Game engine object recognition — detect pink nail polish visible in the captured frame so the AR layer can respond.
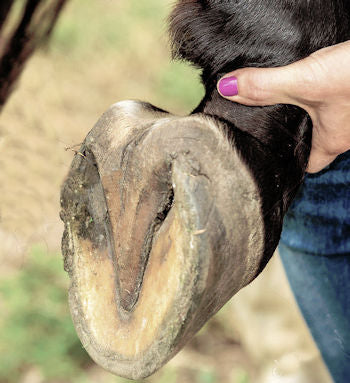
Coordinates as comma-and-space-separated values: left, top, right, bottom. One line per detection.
218, 76, 238, 97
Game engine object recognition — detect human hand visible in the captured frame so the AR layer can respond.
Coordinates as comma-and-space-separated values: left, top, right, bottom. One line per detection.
217, 41, 350, 173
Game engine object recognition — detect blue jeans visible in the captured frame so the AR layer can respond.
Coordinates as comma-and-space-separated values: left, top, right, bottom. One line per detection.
279, 150, 350, 383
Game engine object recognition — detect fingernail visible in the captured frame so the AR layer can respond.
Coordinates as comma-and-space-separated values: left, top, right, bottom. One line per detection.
218, 76, 238, 97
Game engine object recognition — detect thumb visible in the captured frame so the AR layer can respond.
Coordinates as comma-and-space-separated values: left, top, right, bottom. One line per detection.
217, 65, 304, 107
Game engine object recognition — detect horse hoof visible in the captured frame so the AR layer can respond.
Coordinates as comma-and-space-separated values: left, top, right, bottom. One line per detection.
60, 100, 264, 379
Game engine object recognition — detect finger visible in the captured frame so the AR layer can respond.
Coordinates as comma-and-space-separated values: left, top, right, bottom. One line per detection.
217, 66, 304, 107
306, 149, 338, 173
306, 118, 350, 173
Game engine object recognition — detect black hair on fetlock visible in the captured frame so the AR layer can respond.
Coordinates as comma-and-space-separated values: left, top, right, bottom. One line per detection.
169, 0, 350, 271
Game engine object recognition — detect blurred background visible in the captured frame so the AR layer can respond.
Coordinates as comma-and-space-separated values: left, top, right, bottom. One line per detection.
0, 1, 331, 382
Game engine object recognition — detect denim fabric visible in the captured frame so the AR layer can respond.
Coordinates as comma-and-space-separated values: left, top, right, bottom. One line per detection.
279, 150, 350, 383
281, 150, 350, 255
